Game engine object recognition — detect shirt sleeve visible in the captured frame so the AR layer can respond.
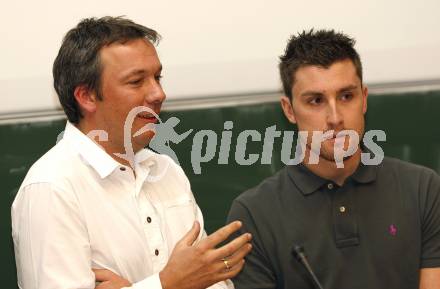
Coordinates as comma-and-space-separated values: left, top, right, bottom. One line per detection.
420, 170, 440, 268
12, 182, 95, 289
124, 273, 162, 289
226, 199, 277, 289
125, 273, 233, 289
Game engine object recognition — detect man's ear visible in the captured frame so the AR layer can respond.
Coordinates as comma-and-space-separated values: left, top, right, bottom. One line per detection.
362, 85, 368, 114
280, 96, 297, 124
73, 85, 98, 115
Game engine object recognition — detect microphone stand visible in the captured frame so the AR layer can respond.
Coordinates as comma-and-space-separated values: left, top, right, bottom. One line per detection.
292, 245, 324, 289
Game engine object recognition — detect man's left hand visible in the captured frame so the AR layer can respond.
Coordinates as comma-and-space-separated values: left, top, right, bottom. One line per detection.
93, 268, 131, 289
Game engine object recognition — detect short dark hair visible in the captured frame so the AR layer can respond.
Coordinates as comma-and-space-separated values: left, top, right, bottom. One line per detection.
53, 16, 160, 124
279, 29, 363, 99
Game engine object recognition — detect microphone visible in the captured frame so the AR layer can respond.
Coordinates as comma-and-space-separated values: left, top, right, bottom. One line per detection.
292, 245, 324, 289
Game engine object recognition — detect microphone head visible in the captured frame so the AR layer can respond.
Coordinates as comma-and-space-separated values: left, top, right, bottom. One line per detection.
292, 244, 305, 260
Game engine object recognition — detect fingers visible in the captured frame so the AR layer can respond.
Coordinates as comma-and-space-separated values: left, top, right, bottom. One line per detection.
178, 221, 201, 247
211, 242, 251, 275
201, 221, 242, 249
93, 269, 131, 289
93, 269, 115, 282
222, 243, 252, 269
213, 232, 252, 259
95, 281, 108, 289
218, 259, 246, 280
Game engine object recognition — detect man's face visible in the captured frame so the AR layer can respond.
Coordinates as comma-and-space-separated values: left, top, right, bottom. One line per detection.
281, 59, 368, 163
95, 38, 165, 153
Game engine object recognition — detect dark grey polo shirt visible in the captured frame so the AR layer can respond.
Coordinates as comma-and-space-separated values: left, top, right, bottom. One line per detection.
227, 157, 440, 289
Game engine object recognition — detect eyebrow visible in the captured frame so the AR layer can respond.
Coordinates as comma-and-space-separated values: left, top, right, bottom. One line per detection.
121, 65, 163, 81
300, 84, 358, 98
338, 84, 358, 93
300, 90, 324, 98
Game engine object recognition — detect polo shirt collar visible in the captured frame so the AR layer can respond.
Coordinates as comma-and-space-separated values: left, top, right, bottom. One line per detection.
287, 163, 328, 196
350, 162, 378, 184
63, 122, 155, 179
287, 160, 378, 195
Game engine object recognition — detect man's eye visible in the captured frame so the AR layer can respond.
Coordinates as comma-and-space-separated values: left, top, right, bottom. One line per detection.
340, 93, 353, 101
128, 79, 142, 85
309, 97, 323, 105
155, 75, 163, 82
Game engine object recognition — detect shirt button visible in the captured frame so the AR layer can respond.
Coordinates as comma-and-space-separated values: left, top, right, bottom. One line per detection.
120, 167, 126, 171
146, 217, 152, 223
339, 206, 346, 213
154, 249, 159, 256
327, 183, 334, 190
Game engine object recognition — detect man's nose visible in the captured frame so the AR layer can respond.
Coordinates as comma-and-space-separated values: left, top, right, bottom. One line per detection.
145, 80, 166, 104
326, 100, 343, 128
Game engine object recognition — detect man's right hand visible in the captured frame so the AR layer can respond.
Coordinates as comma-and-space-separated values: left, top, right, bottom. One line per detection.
159, 220, 252, 289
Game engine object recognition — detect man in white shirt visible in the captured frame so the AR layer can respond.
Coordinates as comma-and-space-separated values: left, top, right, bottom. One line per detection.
11, 16, 251, 289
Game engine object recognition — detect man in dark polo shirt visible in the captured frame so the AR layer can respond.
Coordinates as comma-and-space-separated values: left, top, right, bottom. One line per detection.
227, 30, 440, 289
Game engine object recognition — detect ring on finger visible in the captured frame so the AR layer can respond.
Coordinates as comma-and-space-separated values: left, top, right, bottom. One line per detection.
222, 258, 231, 271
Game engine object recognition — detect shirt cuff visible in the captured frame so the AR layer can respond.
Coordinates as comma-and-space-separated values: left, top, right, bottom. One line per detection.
123, 273, 163, 289
207, 279, 235, 289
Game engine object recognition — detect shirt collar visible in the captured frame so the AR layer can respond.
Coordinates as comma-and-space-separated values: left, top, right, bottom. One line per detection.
62, 122, 155, 179
133, 149, 157, 169
350, 161, 378, 184
287, 163, 328, 196
287, 161, 378, 196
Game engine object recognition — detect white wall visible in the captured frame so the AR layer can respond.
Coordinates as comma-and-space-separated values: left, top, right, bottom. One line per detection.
1, 0, 440, 114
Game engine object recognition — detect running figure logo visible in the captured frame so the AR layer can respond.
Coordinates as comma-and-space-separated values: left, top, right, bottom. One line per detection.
117, 106, 190, 182
148, 116, 193, 165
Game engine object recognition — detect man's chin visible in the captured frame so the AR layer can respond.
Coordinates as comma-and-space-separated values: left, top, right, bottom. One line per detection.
133, 132, 155, 151
320, 147, 358, 164
318, 151, 336, 163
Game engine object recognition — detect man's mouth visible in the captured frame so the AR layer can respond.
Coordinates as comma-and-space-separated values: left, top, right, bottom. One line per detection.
322, 131, 335, 141
323, 131, 345, 141
137, 112, 159, 122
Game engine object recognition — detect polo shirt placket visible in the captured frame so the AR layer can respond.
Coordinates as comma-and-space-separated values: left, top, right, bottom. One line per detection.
328, 182, 360, 248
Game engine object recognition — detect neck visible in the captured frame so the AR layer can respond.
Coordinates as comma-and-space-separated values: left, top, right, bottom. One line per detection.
302, 148, 361, 186
75, 121, 136, 170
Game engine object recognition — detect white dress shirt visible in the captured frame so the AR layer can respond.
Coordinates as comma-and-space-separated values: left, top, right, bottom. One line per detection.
12, 122, 233, 289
